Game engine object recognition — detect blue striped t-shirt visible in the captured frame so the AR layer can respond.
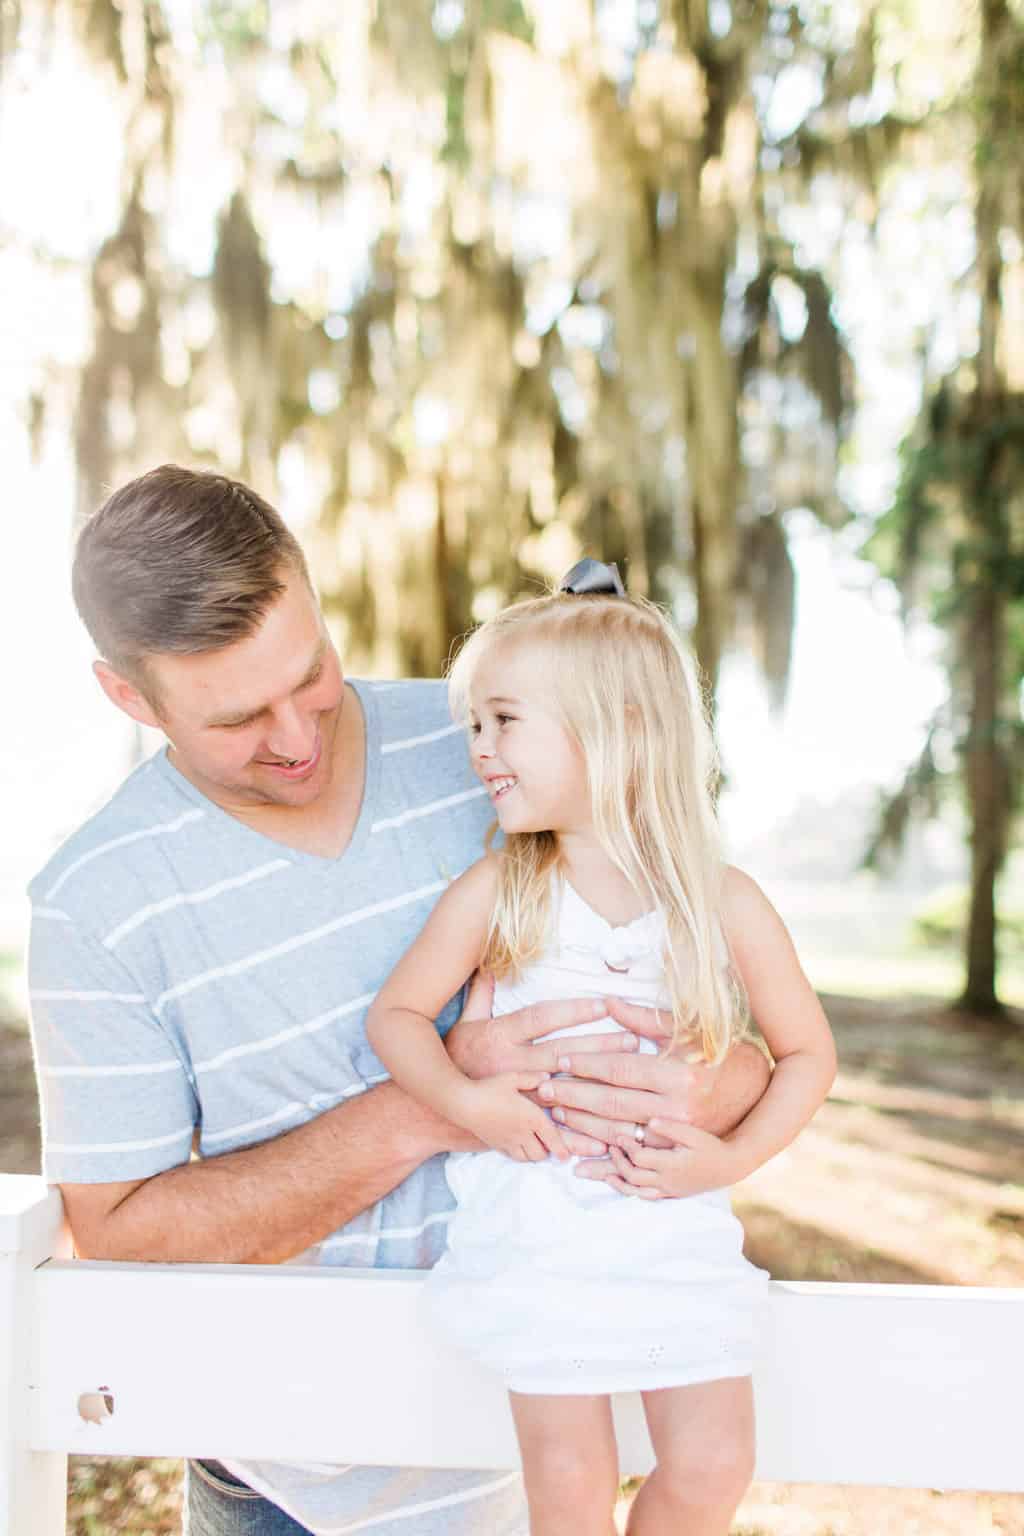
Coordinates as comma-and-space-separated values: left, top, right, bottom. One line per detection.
28, 678, 528, 1535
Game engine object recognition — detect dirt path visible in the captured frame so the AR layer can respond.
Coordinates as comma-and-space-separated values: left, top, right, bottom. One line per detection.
3, 995, 1023, 1534
735, 995, 1024, 1291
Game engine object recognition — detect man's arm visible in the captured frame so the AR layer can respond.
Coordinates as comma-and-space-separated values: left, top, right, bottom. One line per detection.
32, 905, 466, 1265
59, 1002, 757, 1263
60, 985, 627, 1265
35, 847, 634, 1266
60, 1079, 473, 1265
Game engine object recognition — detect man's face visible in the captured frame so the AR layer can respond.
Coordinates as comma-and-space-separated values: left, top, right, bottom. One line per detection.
139, 573, 346, 811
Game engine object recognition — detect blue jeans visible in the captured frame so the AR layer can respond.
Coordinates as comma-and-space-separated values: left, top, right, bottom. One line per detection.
185, 1460, 312, 1536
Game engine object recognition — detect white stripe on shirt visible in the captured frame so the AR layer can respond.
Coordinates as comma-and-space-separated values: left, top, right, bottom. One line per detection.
31, 990, 146, 1004
33, 907, 71, 921
49, 1125, 193, 1155
200, 1076, 388, 1147
153, 883, 444, 1017
381, 723, 462, 754
193, 995, 376, 1074
103, 859, 292, 949
44, 808, 205, 899
40, 1059, 184, 1079
200, 1099, 316, 1146
319, 1210, 453, 1251
371, 786, 486, 833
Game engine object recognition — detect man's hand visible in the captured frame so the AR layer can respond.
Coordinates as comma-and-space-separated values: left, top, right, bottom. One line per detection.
446, 972, 645, 1077
534, 999, 771, 1159
445, 973, 642, 1159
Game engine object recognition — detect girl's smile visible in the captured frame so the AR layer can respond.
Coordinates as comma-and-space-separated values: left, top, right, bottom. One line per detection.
486, 774, 518, 801
467, 645, 591, 836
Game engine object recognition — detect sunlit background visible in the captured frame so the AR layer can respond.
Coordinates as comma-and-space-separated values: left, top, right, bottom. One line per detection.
2, 0, 1020, 1010
0, 474, 960, 978
3, 6, 1024, 1533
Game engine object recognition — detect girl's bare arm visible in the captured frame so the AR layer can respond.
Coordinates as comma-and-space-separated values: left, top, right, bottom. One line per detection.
366, 856, 500, 1121
366, 857, 567, 1159
712, 865, 836, 1178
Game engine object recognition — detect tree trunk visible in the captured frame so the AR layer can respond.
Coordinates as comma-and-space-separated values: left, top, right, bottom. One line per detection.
959, 587, 1006, 1014
685, 269, 739, 700
958, 0, 1014, 1014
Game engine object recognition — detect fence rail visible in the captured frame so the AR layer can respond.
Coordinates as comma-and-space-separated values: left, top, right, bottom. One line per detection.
3, 1174, 1023, 1535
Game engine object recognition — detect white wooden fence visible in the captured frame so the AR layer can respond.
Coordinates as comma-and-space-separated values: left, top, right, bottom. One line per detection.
2, 1172, 1022, 1534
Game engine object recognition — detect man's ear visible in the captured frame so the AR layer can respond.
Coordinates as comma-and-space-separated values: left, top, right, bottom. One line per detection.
92, 661, 163, 731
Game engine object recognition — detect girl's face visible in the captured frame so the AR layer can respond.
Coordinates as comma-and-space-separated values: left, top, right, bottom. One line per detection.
466, 643, 591, 836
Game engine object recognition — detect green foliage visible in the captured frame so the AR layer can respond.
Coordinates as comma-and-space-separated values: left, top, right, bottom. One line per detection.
440, 0, 532, 167
867, 384, 1024, 620
0, 948, 21, 1026
736, 510, 796, 708
204, 0, 269, 51
741, 260, 854, 432
861, 720, 949, 871
861, 366, 1024, 1006
43, 0, 899, 696
913, 883, 1024, 954
973, 3, 1024, 186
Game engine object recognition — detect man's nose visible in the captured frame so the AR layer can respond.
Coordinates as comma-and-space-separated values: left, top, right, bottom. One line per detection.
265, 704, 316, 762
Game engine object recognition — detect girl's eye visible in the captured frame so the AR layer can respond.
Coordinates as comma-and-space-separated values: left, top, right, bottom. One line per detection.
496, 714, 513, 726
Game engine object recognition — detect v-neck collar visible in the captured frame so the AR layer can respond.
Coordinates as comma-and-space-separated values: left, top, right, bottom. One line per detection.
153, 679, 380, 871
559, 874, 659, 935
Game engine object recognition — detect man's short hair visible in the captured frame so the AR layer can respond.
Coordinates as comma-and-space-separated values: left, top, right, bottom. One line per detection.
73, 465, 311, 703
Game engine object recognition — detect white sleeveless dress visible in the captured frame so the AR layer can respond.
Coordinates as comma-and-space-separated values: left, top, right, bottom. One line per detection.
427, 879, 769, 1394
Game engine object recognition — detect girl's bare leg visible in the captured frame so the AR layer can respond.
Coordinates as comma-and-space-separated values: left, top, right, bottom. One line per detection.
509, 1390, 619, 1536
626, 1377, 754, 1536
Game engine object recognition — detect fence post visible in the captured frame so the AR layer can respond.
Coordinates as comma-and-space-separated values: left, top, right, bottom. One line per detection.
0, 1176, 67, 1536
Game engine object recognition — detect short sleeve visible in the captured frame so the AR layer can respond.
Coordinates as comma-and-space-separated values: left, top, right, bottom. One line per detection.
28, 906, 198, 1184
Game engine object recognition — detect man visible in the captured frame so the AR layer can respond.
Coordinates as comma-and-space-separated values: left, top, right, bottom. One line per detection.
29, 465, 770, 1535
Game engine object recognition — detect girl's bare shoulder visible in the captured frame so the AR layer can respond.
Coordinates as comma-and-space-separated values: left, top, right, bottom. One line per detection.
720, 865, 794, 957
445, 850, 502, 906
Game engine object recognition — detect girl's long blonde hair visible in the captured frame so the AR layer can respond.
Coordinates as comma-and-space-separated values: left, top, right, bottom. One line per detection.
448, 590, 748, 1063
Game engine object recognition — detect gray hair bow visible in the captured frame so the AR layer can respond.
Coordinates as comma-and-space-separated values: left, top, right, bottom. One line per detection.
558, 558, 626, 597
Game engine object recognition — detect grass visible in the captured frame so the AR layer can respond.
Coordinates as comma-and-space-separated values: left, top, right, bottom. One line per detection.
0, 948, 24, 1023
800, 945, 1024, 1008
68, 1459, 182, 1536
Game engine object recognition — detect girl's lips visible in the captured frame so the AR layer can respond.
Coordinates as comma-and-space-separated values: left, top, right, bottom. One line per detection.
487, 776, 518, 800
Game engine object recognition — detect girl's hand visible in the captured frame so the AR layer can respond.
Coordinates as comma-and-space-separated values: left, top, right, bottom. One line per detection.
574, 1117, 743, 1199
459, 1073, 570, 1163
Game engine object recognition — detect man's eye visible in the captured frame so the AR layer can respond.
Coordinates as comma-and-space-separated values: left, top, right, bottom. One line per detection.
301, 665, 323, 689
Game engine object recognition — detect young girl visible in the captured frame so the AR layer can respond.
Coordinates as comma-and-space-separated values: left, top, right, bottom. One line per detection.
366, 570, 836, 1536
